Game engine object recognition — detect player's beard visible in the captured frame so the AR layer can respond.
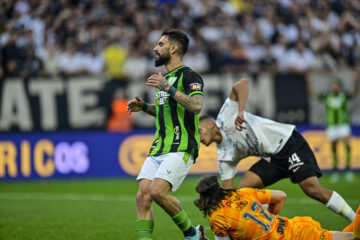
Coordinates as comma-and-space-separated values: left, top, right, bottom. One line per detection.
154, 52, 170, 67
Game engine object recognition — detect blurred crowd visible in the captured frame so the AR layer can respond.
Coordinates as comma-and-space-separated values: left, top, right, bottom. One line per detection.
1, 0, 360, 83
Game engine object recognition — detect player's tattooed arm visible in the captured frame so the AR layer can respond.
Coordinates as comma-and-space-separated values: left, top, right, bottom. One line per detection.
173, 92, 203, 114
127, 96, 156, 117
142, 103, 156, 117
159, 78, 170, 91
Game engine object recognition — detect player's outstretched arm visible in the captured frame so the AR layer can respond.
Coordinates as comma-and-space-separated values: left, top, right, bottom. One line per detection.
127, 96, 156, 117
268, 190, 287, 215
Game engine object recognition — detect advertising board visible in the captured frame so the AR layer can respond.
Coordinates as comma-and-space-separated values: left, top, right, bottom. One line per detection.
1, 128, 359, 180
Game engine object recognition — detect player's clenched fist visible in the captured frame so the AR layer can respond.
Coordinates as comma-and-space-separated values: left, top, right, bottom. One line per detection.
127, 96, 144, 114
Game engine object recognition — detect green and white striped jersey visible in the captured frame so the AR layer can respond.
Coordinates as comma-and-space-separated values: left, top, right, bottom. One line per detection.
149, 65, 204, 159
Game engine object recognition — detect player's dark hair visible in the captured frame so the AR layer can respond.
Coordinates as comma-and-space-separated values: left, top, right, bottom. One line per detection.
194, 175, 235, 217
199, 115, 215, 122
162, 29, 189, 55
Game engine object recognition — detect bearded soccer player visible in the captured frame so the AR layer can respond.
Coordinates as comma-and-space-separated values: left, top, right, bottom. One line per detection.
198, 78, 355, 222
194, 175, 360, 240
127, 29, 206, 240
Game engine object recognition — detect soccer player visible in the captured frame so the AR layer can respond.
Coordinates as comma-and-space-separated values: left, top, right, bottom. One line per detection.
194, 175, 360, 240
198, 78, 355, 222
307, 76, 359, 182
127, 29, 205, 240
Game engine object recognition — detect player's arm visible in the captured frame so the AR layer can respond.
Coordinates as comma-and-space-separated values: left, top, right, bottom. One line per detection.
146, 72, 203, 114
172, 92, 203, 114
230, 78, 248, 131
210, 217, 230, 240
141, 103, 156, 116
127, 96, 156, 117
221, 178, 235, 189
306, 74, 317, 98
268, 190, 287, 215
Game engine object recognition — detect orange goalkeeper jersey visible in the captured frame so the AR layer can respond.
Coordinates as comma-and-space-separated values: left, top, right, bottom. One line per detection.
209, 188, 332, 240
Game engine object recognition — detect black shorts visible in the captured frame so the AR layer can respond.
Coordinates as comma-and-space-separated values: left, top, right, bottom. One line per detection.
249, 130, 323, 186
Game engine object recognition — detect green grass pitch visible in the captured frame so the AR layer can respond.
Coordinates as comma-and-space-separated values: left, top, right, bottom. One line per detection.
0, 173, 359, 240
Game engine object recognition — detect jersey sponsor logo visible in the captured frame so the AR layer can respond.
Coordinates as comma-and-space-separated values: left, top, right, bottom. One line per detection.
276, 217, 287, 234
156, 91, 170, 105
174, 126, 180, 141
235, 200, 249, 211
327, 95, 345, 108
189, 83, 202, 91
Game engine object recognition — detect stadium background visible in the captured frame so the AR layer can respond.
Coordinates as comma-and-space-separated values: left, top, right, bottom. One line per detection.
0, 0, 360, 239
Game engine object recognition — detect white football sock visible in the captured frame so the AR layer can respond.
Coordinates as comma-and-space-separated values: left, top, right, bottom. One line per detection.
325, 191, 355, 222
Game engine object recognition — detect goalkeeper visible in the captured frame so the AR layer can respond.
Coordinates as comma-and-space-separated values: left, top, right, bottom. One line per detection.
194, 175, 360, 240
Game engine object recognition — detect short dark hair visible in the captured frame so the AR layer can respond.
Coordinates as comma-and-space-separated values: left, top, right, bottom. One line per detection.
199, 115, 215, 122
162, 29, 189, 55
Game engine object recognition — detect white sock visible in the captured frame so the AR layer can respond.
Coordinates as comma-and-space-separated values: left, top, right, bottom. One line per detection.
325, 191, 355, 222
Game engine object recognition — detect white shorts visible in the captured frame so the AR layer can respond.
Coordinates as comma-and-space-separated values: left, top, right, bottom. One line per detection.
326, 124, 351, 141
137, 152, 194, 192
218, 160, 239, 181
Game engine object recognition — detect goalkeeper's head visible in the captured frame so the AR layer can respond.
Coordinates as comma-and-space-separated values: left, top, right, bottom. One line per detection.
194, 175, 235, 217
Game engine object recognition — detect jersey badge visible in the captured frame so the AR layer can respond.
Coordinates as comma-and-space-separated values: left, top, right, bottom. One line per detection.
189, 83, 202, 91
168, 77, 177, 85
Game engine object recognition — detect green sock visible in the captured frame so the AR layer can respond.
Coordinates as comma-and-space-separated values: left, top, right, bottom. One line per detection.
172, 209, 191, 233
346, 144, 351, 169
136, 219, 154, 240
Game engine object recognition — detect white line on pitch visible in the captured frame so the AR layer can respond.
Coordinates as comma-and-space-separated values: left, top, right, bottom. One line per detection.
0, 192, 358, 205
